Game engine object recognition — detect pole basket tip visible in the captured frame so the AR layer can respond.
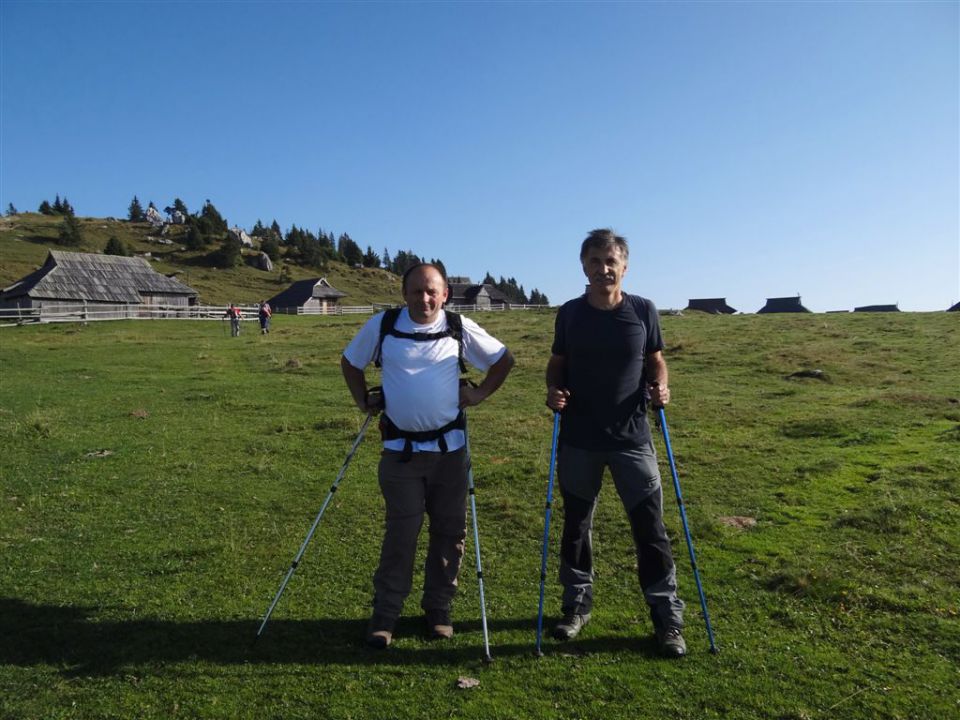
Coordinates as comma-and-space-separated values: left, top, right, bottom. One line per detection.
483, 654, 494, 665
710, 646, 720, 655
533, 649, 544, 658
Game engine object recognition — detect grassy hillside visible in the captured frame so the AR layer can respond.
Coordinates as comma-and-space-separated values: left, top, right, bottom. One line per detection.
0, 310, 957, 719
0, 213, 403, 306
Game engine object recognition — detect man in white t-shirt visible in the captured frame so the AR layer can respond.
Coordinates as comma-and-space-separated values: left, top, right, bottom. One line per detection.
341, 263, 514, 649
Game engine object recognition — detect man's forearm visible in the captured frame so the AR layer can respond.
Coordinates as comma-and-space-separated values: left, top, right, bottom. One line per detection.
340, 355, 369, 411
476, 350, 514, 401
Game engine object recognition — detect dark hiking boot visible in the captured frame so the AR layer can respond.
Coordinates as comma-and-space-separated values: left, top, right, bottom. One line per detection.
424, 609, 454, 640
366, 613, 396, 649
656, 625, 687, 658
552, 612, 590, 641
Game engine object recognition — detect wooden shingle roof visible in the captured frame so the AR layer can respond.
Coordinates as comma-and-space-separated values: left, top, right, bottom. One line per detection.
1, 251, 197, 302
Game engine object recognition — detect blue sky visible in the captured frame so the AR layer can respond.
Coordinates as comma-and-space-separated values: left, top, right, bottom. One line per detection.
2, 1, 957, 311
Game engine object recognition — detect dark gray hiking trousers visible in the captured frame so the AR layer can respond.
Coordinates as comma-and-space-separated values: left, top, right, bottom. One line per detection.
557, 442, 685, 630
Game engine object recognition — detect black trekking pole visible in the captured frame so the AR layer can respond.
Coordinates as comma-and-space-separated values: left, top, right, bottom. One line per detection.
535, 411, 561, 657
655, 405, 719, 654
256, 412, 374, 640
463, 413, 494, 663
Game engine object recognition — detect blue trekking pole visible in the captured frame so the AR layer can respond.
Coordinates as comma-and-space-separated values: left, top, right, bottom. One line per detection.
535, 412, 561, 657
656, 405, 719, 654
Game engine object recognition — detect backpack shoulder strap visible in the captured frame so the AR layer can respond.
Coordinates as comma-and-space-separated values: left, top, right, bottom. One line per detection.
374, 308, 402, 368
444, 311, 467, 373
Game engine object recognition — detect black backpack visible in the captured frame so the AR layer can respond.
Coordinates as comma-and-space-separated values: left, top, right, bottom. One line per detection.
373, 307, 467, 373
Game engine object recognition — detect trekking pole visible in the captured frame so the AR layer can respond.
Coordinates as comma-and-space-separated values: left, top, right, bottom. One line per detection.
655, 405, 719, 654
535, 411, 561, 657
256, 412, 374, 640
464, 413, 494, 663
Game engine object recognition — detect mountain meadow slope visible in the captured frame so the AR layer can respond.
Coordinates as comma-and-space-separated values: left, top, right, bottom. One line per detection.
0, 303, 957, 718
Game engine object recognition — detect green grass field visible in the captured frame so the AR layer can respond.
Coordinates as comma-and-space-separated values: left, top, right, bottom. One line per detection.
1, 311, 957, 719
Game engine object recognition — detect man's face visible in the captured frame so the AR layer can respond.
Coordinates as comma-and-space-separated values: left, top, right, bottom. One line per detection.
403, 266, 449, 324
581, 245, 628, 292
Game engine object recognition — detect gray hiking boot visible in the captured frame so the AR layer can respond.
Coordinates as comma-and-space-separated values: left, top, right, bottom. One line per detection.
424, 609, 454, 640
366, 613, 396, 649
553, 612, 591, 641
656, 625, 687, 658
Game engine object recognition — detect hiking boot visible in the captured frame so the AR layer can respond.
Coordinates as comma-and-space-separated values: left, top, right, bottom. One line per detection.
366, 613, 396, 649
552, 612, 590, 641
424, 609, 454, 640
656, 625, 687, 658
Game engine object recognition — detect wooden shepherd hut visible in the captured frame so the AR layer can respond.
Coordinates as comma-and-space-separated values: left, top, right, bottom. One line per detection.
854, 304, 900, 313
267, 277, 348, 314
447, 278, 510, 309
686, 298, 737, 314
0, 250, 198, 318
757, 296, 812, 314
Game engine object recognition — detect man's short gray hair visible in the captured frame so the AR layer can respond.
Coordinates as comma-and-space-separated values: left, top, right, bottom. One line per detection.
580, 228, 629, 261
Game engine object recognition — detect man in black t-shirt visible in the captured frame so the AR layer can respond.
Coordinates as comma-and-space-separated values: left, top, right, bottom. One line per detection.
545, 228, 687, 657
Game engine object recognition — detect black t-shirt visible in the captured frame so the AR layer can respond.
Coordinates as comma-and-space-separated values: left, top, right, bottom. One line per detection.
551, 294, 664, 450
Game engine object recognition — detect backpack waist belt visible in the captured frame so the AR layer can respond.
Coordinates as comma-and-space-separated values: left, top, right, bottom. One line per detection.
380, 411, 466, 462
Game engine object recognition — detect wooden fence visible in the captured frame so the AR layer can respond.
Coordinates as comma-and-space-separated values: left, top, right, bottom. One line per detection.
0, 303, 552, 326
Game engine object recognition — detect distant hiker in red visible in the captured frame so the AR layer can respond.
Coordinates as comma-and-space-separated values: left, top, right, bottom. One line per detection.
225, 303, 242, 337
258, 300, 272, 334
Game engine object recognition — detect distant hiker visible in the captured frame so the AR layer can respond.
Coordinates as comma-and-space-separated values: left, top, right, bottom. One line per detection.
341, 263, 514, 649
545, 228, 687, 657
225, 303, 242, 337
258, 300, 272, 334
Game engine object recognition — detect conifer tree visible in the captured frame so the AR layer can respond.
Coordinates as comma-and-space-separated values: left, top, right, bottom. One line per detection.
128, 195, 145, 222
362, 246, 381, 268
57, 215, 83, 246
104, 236, 131, 256
7, 203, 18, 215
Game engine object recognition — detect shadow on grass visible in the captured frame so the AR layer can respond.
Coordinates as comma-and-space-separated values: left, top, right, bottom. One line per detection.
0, 598, 661, 676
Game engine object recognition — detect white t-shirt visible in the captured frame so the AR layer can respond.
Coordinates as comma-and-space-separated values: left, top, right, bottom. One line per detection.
343, 308, 507, 452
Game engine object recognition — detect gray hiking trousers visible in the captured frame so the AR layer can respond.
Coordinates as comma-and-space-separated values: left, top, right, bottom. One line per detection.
558, 442, 685, 630
372, 448, 468, 620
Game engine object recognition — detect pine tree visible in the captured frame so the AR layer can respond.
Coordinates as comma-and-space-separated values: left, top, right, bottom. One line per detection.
53, 194, 63, 214
383, 247, 392, 271
338, 233, 363, 266
104, 236, 131, 256
184, 222, 206, 250
58, 216, 84, 246
173, 198, 189, 215
260, 234, 281, 262
213, 234, 243, 268
128, 196, 145, 222
39, 200, 54, 215
60, 196, 75, 217
362, 246, 381, 268
6, 203, 18, 215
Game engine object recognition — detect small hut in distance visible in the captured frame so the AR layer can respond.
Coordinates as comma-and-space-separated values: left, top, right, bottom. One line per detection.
686, 298, 737, 314
854, 304, 900, 313
757, 296, 812, 313
267, 277, 347, 314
